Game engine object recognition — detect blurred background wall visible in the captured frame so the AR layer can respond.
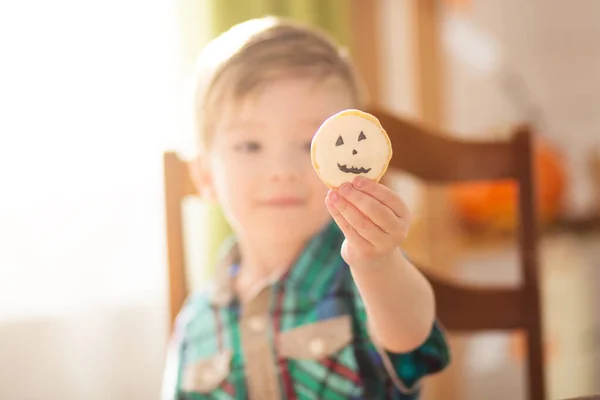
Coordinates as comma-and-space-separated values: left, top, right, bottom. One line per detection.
0, 1, 184, 398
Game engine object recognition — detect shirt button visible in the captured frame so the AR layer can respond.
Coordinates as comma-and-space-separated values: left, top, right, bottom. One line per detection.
309, 338, 326, 357
248, 315, 266, 333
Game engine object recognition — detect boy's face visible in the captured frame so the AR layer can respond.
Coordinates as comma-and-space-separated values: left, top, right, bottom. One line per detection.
205, 75, 355, 247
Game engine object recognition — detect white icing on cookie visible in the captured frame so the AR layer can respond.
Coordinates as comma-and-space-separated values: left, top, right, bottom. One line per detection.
311, 109, 393, 188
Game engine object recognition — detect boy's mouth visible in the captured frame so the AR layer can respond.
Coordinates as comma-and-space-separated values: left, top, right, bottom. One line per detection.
260, 197, 305, 207
337, 163, 371, 174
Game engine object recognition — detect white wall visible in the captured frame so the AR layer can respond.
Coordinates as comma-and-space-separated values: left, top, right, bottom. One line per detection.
379, 0, 600, 219
440, 0, 600, 218
0, 1, 207, 399
0, 304, 167, 400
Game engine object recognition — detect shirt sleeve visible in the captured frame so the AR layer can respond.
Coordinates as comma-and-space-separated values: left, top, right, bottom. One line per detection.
160, 323, 186, 400
160, 295, 201, 400
349, 274, 451, 394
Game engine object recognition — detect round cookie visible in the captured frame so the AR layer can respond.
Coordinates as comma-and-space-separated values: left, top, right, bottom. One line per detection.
311, 109, 393, 188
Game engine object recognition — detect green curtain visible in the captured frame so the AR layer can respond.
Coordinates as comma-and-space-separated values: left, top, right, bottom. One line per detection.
200, 0, 352, 280
208, 0, 351, 48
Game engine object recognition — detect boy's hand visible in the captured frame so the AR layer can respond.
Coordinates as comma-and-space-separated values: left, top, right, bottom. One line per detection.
325, 176, 411, 267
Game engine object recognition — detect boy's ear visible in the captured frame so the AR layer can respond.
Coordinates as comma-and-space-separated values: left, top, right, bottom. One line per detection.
188, 156, 216, 200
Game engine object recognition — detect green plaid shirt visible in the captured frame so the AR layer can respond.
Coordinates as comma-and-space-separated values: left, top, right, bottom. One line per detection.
162, 221, 450, 400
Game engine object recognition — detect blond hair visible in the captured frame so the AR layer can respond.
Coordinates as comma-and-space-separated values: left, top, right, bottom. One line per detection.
192, 16, 365, 153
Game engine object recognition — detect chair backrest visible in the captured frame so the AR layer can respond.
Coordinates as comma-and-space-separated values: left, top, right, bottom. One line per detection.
163, 106, 546, 400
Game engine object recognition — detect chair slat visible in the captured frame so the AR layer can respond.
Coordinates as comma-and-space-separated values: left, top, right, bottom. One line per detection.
370, 108, 517, 182
422, 269, 524, 331
163, 152, 191, 330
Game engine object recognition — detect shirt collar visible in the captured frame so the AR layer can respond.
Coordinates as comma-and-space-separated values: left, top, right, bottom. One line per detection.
209, 220, 344, 306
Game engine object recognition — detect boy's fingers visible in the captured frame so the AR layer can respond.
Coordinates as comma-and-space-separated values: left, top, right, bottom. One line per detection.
338, 183, 397, 234
326, 192, 373, 249
326, 190, 387, 247
352, 176, 410, 219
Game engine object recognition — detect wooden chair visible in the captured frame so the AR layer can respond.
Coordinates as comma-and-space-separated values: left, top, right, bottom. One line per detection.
163, 106, 547, 400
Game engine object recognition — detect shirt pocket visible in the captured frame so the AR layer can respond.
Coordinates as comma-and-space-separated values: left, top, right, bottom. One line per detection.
181, 349, 232, 395
279, 315, 363, 398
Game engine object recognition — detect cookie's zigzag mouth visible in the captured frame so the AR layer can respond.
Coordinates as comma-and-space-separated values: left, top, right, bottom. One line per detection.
337, 163, 371, 174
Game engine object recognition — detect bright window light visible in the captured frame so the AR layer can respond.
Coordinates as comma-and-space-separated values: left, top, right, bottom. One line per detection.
0, 1, 191, 321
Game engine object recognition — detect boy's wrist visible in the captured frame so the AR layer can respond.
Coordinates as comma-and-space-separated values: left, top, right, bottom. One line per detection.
348, 246, 406, 271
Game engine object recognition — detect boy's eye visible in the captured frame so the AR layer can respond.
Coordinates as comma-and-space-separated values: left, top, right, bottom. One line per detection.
235, 141, 261, 152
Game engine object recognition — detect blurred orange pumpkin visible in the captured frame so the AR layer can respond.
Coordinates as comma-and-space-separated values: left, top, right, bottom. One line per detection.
449, 137, 566, 232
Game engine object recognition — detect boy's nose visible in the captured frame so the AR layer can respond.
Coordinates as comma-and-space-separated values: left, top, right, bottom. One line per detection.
352, 149, 357, 155
269, 155, 301, 181
270, 167, 300, 182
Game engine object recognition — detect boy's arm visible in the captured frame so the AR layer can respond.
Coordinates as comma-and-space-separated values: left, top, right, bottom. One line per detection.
325, 176, 438, 354
349, 247, 435, 353
348, 260, 449, 394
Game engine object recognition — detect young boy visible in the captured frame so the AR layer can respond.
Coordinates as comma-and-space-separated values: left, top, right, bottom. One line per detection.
162, 16, 450, 400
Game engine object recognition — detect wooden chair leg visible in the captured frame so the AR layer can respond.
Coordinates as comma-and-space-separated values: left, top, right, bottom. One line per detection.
526, 325, 547, 400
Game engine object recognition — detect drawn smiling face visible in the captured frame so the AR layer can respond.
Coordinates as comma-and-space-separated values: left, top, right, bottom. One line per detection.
334, 130, 372, 175
311, 109, 393, 188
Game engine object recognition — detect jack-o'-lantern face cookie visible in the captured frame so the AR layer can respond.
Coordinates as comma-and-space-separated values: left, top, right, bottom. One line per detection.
311, 109, 393, 188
